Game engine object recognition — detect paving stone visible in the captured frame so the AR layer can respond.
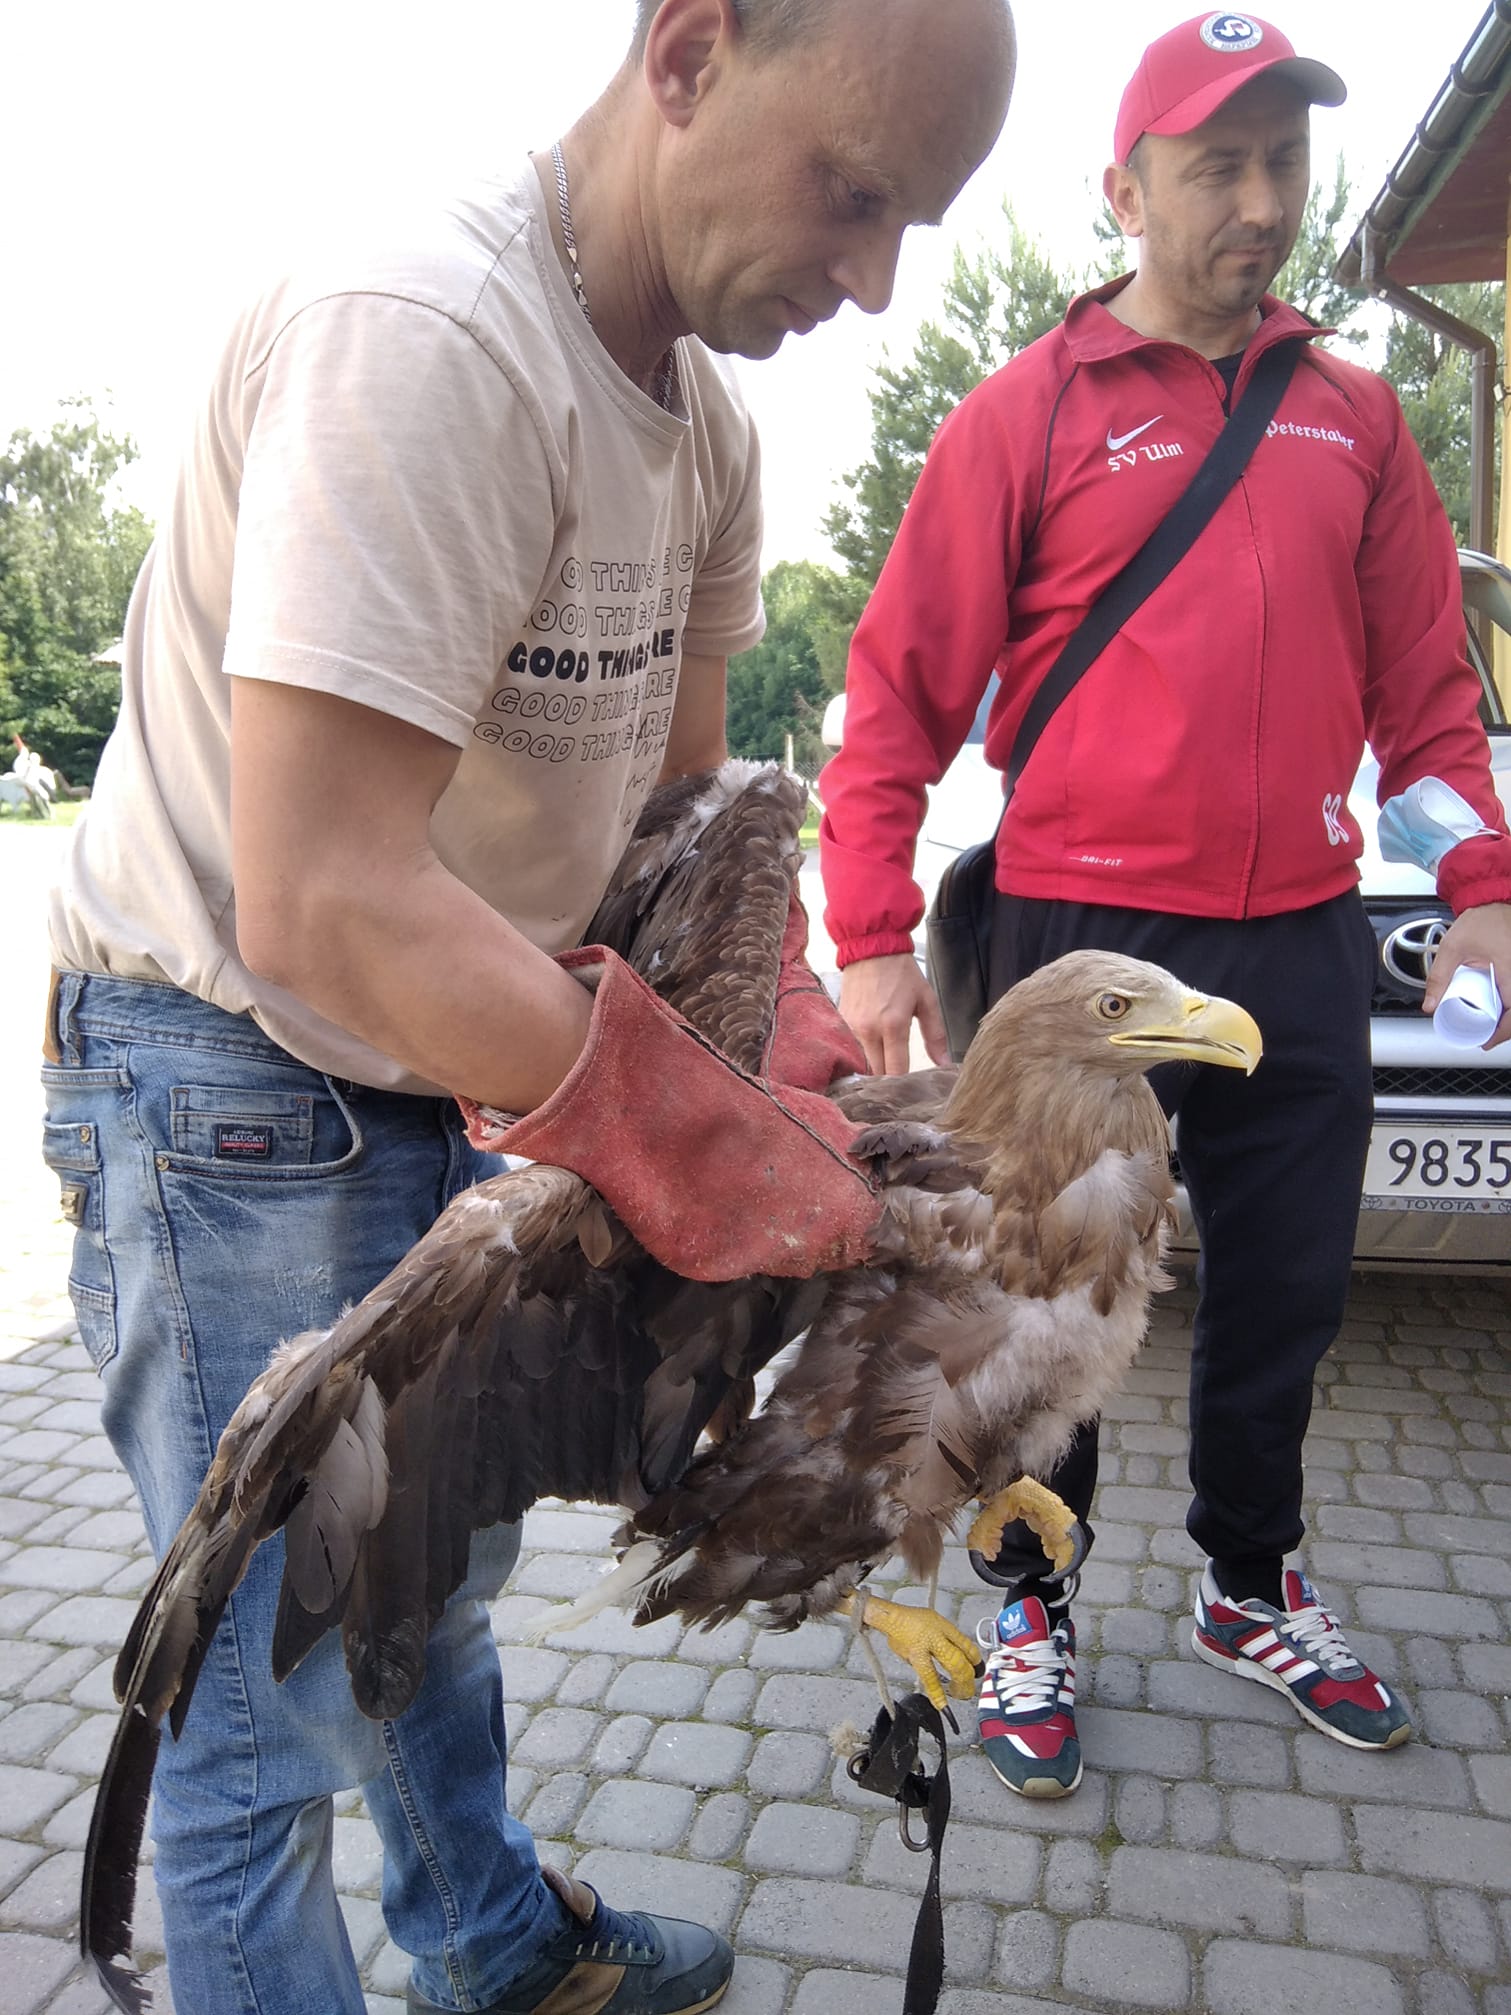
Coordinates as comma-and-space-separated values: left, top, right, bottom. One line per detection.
701, 1669, 760, 1724
593, 1714, 653, 1775
0, 1820, 49, 1895
499, 1645, 569, 1705
1299, 1870, 1431, 1958
688, 1791, 749, 1862
24, 1596, 140, 1647
20, 1648, 99, 1705
0, 1500, 50, 1541
38, 1971, 120, 2014
509, 1707, 599, 1768
1295, 1738, 1470, 1808
1432, 1887, 1500, 1974
752, 1673, 880, 1735
1416, 1689, 1506, 1749
748, 1621, 846, 1671
791, 1970, 903, 2014
1468, 1752, 1511, 1817
40, 1715, 113, 1777
864, 1818, 1039, 1905
0, 1765, 77, 1833
1452, 1552, 1511, 1597
1097, 1607, 1172, 1656
557, 1653, 616, 1707
604, 1661, 709, 1717
744, 1802, 859, 1878
1354, 1804, 1511, 1890
0, 1932, 77, 2015
0, 1642, 59, 1694
640, 1721, 751, 1789
1112, 1775, 1167, 1846
1043, 1837, 1103, 1914
1168, 1780, 1223, 1850
1206, 1721, 1293, 1789
1087, 1652, 1144, 1707
944, 1753, 1109, 1836
740, 1875, 911, 1968
1062, 1917, 1189, 2009
571, 1850, 744, 1935
748, 1732, 833, 1799
1075, 1704, 1204, 1778
1228, 1788, 1347, 1865
1146, 1657, 1293, 1725
1203, 1939, 1405, 2015
677, 1618, 755, 1666
715, 1953, 788, 2015
1108, 1845, 1293, 1938
576, 1779, 697, 1852
329, 1815, 383, 1893
0, 1703, 79, 1765
518, 1770, 586, 1841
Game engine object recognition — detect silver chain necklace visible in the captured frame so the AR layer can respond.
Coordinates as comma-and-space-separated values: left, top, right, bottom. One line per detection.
550, 139, 676, 412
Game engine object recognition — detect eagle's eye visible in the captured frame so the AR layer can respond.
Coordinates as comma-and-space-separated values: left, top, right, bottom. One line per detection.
1096, 993, 1132, 1021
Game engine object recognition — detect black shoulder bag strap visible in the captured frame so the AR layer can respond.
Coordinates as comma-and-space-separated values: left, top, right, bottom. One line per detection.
1002, 335, 1302, 806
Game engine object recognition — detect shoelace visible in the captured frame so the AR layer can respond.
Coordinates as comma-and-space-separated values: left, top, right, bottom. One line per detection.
974, 1617, 1067, 1711
1281, 1596, 1361, 1676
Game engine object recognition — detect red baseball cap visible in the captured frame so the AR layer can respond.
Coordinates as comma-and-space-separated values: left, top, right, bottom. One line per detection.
1114, 12, 1346, 165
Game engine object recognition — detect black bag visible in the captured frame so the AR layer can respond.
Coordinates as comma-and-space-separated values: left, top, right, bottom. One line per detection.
924, 341, 1301, 1060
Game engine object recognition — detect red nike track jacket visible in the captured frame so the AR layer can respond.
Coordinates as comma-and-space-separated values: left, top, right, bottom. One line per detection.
819, 282, 1511, 968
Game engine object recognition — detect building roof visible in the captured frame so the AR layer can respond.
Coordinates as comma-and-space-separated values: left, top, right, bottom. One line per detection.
1336, 1, 1511, 287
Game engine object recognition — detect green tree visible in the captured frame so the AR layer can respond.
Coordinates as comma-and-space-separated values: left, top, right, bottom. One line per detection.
824, 209, 1084, 590
727, 560, 858, 777
0, 399, 153, 784
1374, 280, 1504, 546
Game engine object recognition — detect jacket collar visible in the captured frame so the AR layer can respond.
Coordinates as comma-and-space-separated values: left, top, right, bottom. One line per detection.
1064, 275, 1326, 366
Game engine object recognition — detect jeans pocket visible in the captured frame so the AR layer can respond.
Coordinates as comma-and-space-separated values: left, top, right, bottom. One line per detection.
40, 1114, 119, 1371
149, 1076, 365, 1182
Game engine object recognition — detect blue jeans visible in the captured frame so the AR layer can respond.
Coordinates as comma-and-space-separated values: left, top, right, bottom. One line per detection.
42, 972, 562, 2014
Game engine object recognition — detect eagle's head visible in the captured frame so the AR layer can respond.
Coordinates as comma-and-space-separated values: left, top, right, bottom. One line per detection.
952, 949, 1263, 1113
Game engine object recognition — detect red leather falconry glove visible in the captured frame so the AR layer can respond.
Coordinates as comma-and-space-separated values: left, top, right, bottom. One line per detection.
764, 883, 869, 1090
457, 947, 880, 1282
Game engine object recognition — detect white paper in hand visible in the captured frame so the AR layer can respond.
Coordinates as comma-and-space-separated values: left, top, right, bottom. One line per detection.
1432, 964, 1503, 1049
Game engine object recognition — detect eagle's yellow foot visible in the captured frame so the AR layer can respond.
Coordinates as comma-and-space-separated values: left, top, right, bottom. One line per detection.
844, 1594, 983, 1710
967, 1477, 1086, 1577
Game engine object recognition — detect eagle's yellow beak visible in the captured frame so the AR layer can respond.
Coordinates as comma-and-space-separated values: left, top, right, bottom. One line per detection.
1108, 990, 1263, 1075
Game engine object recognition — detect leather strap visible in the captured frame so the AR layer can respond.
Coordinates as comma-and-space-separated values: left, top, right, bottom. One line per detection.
846, 1692, 955, 2015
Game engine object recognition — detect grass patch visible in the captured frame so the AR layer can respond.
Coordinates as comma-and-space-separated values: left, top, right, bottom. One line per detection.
0, 799, 87, 830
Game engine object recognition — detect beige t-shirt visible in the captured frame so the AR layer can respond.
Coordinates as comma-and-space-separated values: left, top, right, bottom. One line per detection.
51, 168, 765, 1090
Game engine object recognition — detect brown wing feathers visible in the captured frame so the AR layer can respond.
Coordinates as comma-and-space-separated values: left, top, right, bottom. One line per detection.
83, 764, 825, 2009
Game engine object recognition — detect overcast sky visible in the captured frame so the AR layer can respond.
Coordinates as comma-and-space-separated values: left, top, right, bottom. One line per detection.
0, 1, 1495, 567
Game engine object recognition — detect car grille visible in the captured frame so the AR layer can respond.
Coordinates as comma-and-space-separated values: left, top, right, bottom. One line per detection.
1373, 1066, 1509, 1100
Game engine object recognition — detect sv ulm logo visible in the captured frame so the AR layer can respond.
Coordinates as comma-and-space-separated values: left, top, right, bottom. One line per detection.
1322, 792, 1349, 846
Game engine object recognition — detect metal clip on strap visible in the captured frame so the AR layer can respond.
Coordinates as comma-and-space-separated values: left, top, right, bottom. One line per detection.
845, 1692, 956, 2015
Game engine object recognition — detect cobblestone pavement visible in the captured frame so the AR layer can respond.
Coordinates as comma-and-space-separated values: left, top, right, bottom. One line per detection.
4, 836, 1511, 2013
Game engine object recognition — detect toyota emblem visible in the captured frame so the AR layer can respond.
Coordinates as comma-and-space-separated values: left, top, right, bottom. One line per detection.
1382, 916, 1449, 990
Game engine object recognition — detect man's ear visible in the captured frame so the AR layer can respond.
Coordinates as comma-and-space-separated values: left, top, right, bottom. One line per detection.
642, 0, 739, 128
1103, 160, 1145, 240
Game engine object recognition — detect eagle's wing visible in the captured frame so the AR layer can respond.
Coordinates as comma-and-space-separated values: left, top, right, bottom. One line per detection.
83, 759, 826, 2012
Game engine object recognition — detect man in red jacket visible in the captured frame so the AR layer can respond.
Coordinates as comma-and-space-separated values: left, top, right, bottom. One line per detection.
820, 10, 1511, 1799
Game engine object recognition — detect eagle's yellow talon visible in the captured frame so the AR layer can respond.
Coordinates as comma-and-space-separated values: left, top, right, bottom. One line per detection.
853, 1595, 983, 1709
967, 1476, 1080, 1574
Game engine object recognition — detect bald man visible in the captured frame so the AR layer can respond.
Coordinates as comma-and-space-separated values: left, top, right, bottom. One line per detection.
46, 3, 1015, 2011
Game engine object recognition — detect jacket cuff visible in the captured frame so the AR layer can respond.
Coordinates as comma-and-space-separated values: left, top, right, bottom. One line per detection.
1438, 833, 1511, 914
834, 930, 920, 970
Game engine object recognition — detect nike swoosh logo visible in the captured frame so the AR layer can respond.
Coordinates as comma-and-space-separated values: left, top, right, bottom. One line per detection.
1106, 416, 1164, 452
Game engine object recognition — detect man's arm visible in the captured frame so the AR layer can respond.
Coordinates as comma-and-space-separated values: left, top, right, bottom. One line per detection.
231, 679, 592, 1111
1354, 393, 1511, 1050
819, 389, 1027, 1073
659, 652, 728, 779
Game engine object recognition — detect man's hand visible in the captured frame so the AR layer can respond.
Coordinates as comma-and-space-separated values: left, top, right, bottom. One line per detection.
839, 953, 951, 1076
1422, 901, 1511, 1049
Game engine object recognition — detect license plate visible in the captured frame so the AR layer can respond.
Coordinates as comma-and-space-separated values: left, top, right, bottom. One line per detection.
1362, 1123, 1511, 1212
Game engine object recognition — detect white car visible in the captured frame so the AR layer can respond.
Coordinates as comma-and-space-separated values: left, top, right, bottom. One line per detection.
818, 549, 1511, 1272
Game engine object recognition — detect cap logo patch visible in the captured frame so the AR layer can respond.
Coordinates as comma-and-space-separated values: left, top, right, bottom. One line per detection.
1201, 13, 1264, 52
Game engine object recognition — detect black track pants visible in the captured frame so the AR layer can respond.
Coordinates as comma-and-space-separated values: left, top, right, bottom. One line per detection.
976, 889, 1376, 1589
